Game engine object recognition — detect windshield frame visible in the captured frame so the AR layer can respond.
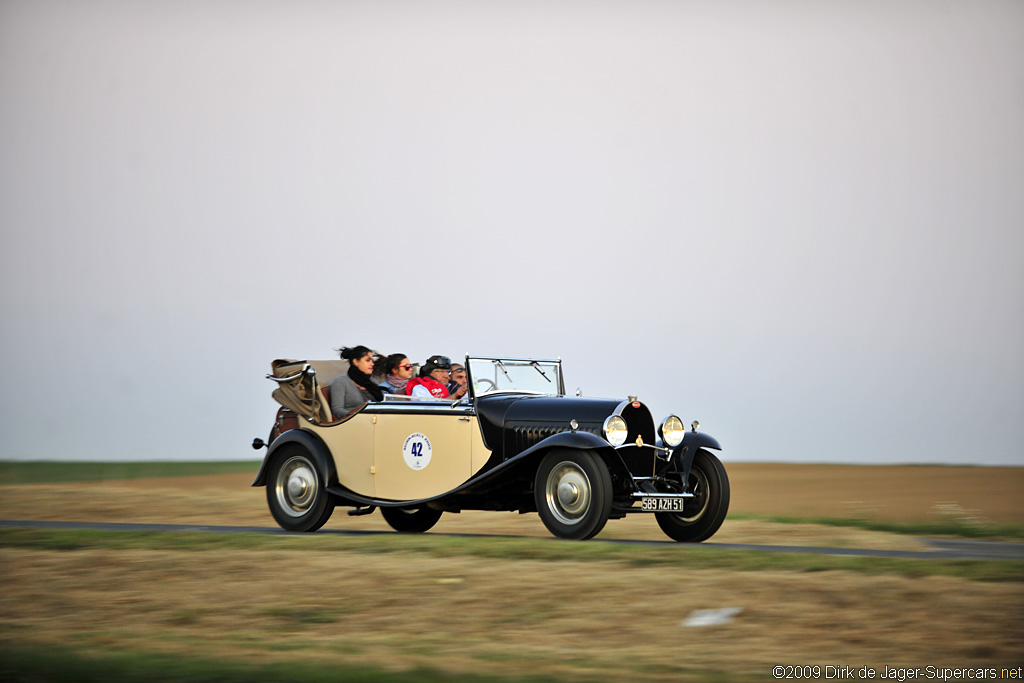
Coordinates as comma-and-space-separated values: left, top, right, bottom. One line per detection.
465, 356, 564, 399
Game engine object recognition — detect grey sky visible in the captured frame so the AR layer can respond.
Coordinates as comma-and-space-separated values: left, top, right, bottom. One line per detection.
1, 0, 1021, 464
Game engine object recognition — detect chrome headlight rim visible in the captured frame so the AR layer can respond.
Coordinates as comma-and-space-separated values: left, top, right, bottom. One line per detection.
602, 415, 628, 447
659, 414, 685, 448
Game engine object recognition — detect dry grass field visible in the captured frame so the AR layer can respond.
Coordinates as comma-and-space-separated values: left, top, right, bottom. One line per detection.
1, 462, 1022, 681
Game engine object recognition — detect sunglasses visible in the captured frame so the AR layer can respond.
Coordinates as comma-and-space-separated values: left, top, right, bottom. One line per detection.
398, 364, 413, 371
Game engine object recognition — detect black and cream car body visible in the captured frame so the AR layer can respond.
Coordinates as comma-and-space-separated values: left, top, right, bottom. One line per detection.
252, 356, 729, 541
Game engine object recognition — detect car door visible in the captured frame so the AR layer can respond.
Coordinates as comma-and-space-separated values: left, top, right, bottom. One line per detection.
371, 403, 476, 500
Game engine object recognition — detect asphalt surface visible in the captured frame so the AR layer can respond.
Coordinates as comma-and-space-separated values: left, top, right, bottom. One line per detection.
2, 519, 1022, 561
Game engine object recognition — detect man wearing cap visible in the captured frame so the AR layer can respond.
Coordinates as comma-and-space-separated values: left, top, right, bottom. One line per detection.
405, 355, 468, 399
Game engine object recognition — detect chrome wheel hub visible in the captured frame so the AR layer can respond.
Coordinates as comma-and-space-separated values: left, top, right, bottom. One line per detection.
276, 456, 319, 518
545, 462, 591, 525
558, 480, 580, 507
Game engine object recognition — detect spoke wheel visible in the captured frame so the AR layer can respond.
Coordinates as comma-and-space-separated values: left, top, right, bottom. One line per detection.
380, 506, 443, 533
655, 449, 729, 542
535, 449, 612, 540
266, 445, 334, 532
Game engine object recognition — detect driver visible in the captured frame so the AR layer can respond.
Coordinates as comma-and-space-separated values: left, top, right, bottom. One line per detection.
405, 355, 468, 400
448, 363, 468, 395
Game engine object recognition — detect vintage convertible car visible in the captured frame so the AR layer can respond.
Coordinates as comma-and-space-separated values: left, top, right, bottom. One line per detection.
251, 356, 729, 541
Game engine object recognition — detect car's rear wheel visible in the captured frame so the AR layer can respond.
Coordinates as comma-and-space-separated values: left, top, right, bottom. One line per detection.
266, 445, 335, 532
535, 448, 612, 540
655, 449, 729, 542
380, 506, 443, 533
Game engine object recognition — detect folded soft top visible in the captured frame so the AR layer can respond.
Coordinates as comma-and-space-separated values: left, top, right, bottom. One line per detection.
268, 358, 348, 424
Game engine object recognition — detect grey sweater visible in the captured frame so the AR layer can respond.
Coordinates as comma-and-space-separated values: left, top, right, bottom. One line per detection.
330, 373, 372, 418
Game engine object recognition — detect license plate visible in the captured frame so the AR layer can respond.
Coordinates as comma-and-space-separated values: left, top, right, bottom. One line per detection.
640, 497, 686, 512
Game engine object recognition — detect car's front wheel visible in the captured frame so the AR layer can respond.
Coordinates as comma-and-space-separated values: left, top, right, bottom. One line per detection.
266, 445, 335, 532
535, 448, 612, 540
655, 449, 729, 542
380, 506, 443, 533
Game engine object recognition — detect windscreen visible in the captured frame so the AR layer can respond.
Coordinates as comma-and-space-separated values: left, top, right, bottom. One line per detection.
467, 358, 563, 396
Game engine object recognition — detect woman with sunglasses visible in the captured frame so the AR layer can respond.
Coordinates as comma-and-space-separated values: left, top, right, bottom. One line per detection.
377, 353, 415, 395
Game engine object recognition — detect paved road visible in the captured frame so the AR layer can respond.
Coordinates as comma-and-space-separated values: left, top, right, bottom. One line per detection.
2, 519, 1022, 561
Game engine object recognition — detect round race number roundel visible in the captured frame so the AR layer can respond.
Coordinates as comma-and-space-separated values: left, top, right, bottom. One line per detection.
402, 433, 432, 470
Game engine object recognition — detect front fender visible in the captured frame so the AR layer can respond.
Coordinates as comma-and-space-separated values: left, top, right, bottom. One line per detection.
505, 430, 630, 482
680, 431, 721, 453
251, 429, 336, 487
460, 430, 617, 485
670, 431, 722, 492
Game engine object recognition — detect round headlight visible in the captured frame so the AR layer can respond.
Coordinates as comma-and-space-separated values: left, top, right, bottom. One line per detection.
603, 415, 628, 447
659, 415, 685, 448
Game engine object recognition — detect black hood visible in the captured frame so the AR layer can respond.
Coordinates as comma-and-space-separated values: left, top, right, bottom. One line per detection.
475, 394, 654, 457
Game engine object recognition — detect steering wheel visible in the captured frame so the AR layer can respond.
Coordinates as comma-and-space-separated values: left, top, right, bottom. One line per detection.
474, 379, 497, 394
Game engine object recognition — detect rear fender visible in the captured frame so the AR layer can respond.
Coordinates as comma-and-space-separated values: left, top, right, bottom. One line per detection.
251, 429, 336, 487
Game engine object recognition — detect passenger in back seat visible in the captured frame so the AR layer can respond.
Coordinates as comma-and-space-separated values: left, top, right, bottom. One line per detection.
377, 353, 414, 394
331, 345, 384, 418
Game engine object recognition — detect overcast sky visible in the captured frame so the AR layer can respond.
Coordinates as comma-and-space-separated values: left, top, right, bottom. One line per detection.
1, 0, 1021, 465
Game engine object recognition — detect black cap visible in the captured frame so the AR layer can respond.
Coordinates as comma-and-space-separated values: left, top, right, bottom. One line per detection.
425, 355, 452, 369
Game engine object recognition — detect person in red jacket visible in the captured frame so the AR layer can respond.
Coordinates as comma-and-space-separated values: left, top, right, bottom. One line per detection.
405, 355, 467, 399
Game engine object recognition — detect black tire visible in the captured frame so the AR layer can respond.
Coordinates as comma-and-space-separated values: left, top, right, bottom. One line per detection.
380, 506, 443, 533
534, 448, 613, 540
266, 445, 335, 532
656, 449, 729, 542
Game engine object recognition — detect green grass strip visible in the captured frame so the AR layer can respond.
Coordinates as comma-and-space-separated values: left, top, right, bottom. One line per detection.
0, 644, 580, 683
0, 644, 761, 683
730, 513, 1024, 540
1, 528, 1021, 582
0, 461, 260, 484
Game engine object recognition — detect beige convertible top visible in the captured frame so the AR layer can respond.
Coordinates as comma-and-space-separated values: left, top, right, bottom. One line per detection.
269, 358, 349, 424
